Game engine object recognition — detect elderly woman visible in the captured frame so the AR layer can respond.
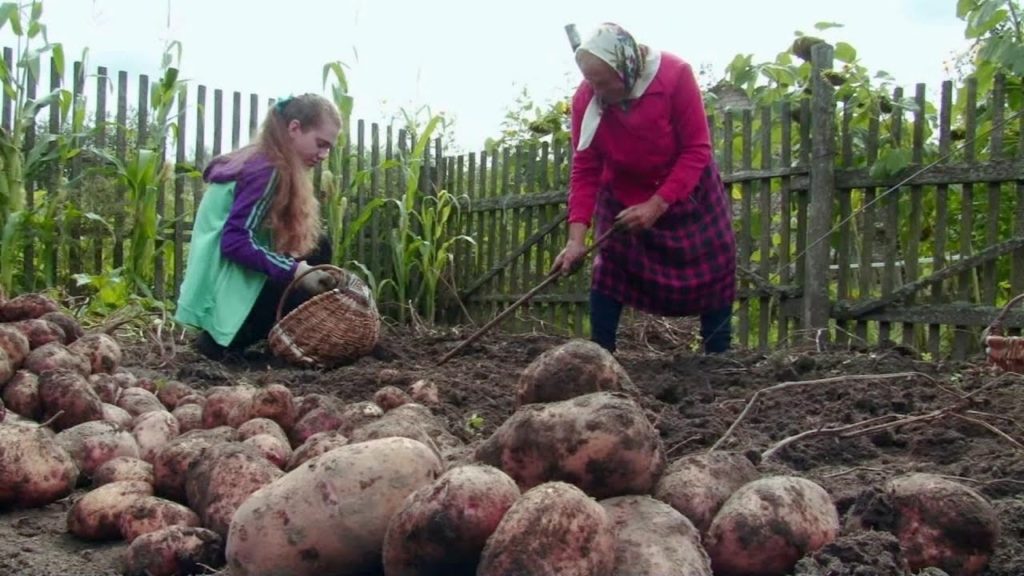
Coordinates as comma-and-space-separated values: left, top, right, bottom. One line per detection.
552, 23, 737, 354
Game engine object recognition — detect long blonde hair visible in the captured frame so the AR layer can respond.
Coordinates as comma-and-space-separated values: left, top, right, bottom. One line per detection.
215, 93, 341, 257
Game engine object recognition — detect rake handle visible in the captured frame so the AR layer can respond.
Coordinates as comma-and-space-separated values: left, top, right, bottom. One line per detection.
437, 223, 620, 366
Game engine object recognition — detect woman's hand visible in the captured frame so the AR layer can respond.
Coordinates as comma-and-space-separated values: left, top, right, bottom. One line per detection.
615, 194, 669, 231
551, 239, 588, 276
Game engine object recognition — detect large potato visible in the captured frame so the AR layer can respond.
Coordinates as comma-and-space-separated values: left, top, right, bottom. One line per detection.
2, 369, 42, 420
153, 427, 239, 502
0, 323, 31, 367
226, 436, 443, 576
202, 385, 256, 429
24, 342, 90, 376
241, 434, 292, 469
0, 424, 79, 508
14, 318, 67, 348
706, 476, 839, 576
123, 526, 224, 576
88, 373, 122, 404
248, 383, 297, 431
654, 451, 760, 534
133, 410, 181, 463
477, 481, 616, 576
39, 311, 84, 343
93, 456, 154, 488
171, 403, 203, 434
185, 442, 283, 537
119, 495, 202, 543
66, 480, 153, 540
55, 420, 140, 478
516, 339, 635, 406
118, 387, 167, 418
601, 495, 712, 575
475, 391, 665, 499
67, 332, 122, 374
37, 369, 104, 431
0, 293, 60, 321
103, 403, 134, 429
237, 417, 289, 446
382, 464, 521, 575
845, 473, 999, 575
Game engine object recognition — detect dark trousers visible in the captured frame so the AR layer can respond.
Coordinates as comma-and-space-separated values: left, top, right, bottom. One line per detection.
196, 236, 333, 359
590, 289, 732, 354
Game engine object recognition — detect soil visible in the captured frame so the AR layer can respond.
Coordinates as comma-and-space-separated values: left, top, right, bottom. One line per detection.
1, 321, 1023, 576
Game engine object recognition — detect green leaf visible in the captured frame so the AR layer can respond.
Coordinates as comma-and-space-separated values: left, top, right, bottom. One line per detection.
814, 21, 844, 31
30, 1, 41, 21
0, 3, 17, 31
957, 0, 979, 18
6, 3, 22, 35
835, 42, 857, 64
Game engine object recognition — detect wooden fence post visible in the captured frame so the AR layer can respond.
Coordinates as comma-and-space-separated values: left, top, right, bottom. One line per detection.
803, 42, 837, 336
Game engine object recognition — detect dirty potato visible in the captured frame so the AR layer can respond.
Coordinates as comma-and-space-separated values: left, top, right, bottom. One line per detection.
123, 526, 224, 576
601, 495, 713, 575
477, 481, 616, 576
118, 495, 202, 543
383, 464, 521, 576
0, 424, 80, 508
66, 480, 153, 540
653, 451, 760, 534
185, 442, 284, 537
92, 456, 154, 488
474, 391, 665, 499
225, 437, 443, 576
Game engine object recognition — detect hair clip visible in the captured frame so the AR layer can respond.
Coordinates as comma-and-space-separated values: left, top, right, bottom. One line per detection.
274, 96, 295, 113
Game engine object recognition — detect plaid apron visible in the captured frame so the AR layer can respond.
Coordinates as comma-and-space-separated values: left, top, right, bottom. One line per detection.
591, 162, 736, 316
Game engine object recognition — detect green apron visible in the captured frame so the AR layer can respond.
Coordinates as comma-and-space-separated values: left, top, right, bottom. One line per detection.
174, 181, 270, 346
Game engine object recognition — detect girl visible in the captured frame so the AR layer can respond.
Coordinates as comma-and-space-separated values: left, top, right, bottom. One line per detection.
553, 23, 737, 354
175, 93, 342, 360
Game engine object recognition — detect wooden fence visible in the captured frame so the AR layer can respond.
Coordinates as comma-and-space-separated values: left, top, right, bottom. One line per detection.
5, 44, 1024, 359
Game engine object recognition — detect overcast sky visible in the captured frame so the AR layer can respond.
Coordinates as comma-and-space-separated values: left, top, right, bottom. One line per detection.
2, 0, 969, 152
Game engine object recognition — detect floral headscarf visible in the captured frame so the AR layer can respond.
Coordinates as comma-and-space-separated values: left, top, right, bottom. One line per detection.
577, 23, 646, 96
575, 23, 661, 151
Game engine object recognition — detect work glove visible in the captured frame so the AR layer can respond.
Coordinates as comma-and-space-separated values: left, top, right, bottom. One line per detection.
294, 261, 338, 295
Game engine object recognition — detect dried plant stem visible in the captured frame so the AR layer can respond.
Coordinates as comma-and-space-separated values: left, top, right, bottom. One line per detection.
709, 372, 931, 453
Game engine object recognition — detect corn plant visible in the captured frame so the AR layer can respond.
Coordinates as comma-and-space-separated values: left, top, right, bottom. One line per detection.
413, 187, 474, 324
0, 0, 73, 293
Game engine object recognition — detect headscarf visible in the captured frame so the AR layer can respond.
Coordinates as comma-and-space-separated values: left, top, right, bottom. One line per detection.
575, 23, 661, 151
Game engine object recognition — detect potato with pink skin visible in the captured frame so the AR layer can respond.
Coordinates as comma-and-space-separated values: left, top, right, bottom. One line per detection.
175, 393, 205, 407
133, 410, 180, 463
0, 293, 60, 321
66, 480, 153, 540
0, 323, 31, 367
38, 369, 104, 431
39, 311, 84, 343
374, 385, 411, 411
0, 424, 79, 507
123, 526, 224, 576
242, 433, 292, 469
155, 380, 194, 410
88, 373, 122, 404
475, 391, 665, 499
67, 332, 122, 373
516, 339, 635, 407
600, 495, 713, 576
201, 385, 256, 429
294, 393, 334, 419
285, 430, 348, 471
237, 417, 288, 445
2, 370, 41, 420
118, 387, 166, 418
248, 383, 297, 431
118, 496, 201, 543
706, 476, 839, 576
103, 403, 134, 429
226, 437, 443, 576
382, 464, 521, 576
185, 442, 283, 537
171, 403, 203, 433
653, 451, 760, 534
153, 427, 239, 502
55, 420, 140, 478
14, 319, 67, 348
845, 473, 999, 576
93, 456, 154, 488
289, 405, 344, 447
477, 481, 616, 576
24, 342, 90, 376
110, 369, 139, 389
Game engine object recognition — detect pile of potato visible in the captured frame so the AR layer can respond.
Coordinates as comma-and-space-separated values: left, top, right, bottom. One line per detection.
0, 294, 1004, 576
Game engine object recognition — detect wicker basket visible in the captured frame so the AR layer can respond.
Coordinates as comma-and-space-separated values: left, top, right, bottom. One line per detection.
268, 264, 380, 368
984, 292, 1024, 373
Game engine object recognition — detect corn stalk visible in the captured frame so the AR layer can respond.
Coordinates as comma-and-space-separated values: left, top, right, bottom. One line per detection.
0, 0, 69, 293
